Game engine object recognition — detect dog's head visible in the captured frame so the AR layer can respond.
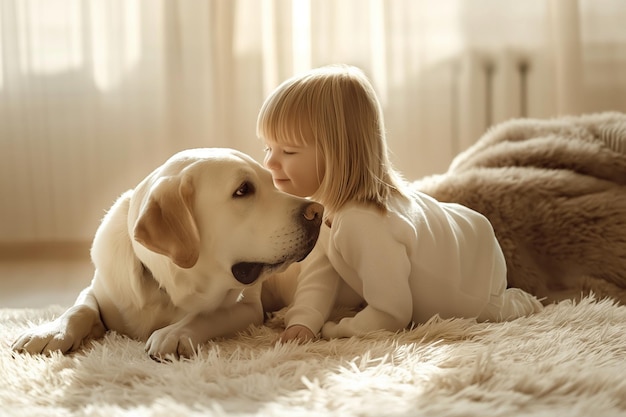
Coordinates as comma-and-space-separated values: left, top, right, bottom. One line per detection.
128, 148, 323, 310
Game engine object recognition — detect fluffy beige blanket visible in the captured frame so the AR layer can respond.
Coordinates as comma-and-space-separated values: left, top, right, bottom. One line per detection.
415, 111, 626, 304
2, 297, 626, 417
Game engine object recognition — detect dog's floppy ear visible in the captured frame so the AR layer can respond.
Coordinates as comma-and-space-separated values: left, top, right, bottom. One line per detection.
133, 175, 200, 269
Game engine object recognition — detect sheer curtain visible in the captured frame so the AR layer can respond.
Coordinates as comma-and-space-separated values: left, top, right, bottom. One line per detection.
1, 0, 625, 242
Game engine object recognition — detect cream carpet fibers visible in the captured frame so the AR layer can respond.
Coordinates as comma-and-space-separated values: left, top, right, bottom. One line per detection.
2, 296, 626, 417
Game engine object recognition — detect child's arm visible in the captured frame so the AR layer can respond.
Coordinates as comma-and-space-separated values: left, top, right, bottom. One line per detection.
281, 235, 343, 343
322, 209, 414, 338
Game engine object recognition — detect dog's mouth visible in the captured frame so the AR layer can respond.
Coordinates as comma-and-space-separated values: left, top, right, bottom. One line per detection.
232, 224, 320, 286
231, 261, 284, 285
231, 250, 313, 285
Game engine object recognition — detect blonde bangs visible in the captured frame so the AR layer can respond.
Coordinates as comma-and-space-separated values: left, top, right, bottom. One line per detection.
257, 82, 315, 147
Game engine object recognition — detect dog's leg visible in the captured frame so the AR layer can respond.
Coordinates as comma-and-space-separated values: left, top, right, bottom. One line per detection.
12, 283, 106, 355
145, 292, 264, 360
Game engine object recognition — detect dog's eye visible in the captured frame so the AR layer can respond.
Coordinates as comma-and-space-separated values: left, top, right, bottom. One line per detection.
233, 181, 255, 198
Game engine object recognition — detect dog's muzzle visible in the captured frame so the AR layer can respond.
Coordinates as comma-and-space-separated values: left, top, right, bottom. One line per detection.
231, 201, 323, 285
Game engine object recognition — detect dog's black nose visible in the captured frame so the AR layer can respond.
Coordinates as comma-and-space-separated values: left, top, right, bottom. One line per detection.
232, 262, 265, 285
303, 202, 323, 224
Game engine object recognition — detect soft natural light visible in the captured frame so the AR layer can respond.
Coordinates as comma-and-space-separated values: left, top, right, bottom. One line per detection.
0, 13, 3, 90
90, 0, 141, 91
368, 0, 388, 104
17, 0, 82, 76
9, 0, 140, 91
261, 0, 279, 94
291, 0, 311, 74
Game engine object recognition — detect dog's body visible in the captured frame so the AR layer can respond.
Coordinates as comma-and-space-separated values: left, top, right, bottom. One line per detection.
12, 148, 322, 358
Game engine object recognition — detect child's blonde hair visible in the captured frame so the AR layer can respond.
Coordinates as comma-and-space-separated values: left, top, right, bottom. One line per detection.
257, 64, 406, 214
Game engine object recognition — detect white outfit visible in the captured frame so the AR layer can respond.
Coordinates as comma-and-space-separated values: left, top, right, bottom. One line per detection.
285, 190, 542, 339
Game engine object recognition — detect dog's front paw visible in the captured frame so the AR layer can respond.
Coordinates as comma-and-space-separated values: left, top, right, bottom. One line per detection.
12, 306, 105, 355
12, 320, 70, 355
145, 326, 199, 361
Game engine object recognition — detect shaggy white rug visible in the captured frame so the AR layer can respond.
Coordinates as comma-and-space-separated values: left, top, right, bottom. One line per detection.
2, 296, 626, 417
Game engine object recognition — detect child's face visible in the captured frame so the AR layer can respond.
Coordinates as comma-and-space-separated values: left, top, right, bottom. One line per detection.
263, 138, 324, 198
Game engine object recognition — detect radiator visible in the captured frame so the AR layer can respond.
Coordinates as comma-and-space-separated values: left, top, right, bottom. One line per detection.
453, 49, 551, 151
388, 48, 551, 183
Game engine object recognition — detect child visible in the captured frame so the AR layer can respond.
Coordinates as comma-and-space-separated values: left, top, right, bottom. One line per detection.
257, 64, 542, 342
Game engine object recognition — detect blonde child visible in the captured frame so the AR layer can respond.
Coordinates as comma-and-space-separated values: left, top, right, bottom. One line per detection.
257, 64, 542, 342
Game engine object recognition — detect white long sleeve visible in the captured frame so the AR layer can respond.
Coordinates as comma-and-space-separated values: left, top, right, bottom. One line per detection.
322, 209, 414, 337
288, 190, 540, 339
325, 195, 506, 331
284, 225, 343, 335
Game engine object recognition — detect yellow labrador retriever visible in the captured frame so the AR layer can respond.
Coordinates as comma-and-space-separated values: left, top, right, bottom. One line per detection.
12, 148, 323, 359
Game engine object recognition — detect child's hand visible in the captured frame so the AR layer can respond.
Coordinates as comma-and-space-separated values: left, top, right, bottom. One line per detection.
279, 325, 315, 344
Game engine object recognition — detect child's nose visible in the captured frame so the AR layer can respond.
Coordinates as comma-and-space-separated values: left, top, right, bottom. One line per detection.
264, 152, 279, 169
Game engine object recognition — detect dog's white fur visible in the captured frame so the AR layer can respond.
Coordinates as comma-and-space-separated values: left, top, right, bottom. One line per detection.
12, 148, 322, 359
